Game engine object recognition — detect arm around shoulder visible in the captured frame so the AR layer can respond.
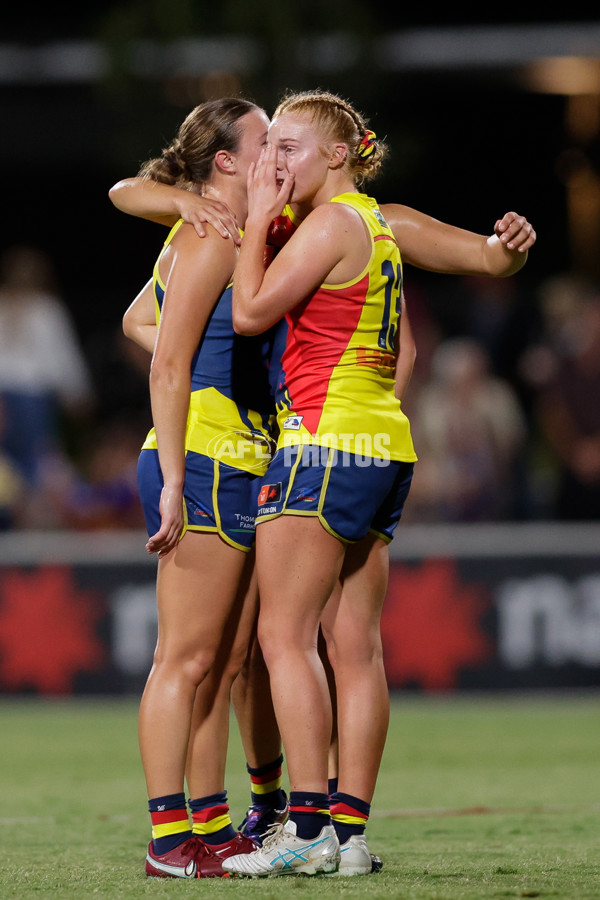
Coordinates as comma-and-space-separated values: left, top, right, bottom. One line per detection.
108, 177, 182, 227
108, 177, 241, 241
382, 204, 536, 277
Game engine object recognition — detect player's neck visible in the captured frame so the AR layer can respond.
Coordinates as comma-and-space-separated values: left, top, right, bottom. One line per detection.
295, 173, 357, 217
201, 182, 248, 229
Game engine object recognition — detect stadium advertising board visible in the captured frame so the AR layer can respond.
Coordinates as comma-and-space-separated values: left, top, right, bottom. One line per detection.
0, 526, 598, 694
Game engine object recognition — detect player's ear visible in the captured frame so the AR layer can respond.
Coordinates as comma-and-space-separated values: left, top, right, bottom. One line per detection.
215, 149, 235, 175
328, 142, 348, 170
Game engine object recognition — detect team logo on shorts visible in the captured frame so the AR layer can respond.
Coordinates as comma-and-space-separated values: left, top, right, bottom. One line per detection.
258, 483, 282, 506
296, 491, 316, 502
283, 415, 303, 430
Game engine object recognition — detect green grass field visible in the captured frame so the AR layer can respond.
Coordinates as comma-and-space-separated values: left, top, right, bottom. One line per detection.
1, 692, 599, 899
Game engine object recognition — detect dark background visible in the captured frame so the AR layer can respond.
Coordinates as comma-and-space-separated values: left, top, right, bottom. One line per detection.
2, 6, 596, 423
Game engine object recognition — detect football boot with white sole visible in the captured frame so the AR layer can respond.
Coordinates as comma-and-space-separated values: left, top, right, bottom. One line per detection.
222, 819, 340, 877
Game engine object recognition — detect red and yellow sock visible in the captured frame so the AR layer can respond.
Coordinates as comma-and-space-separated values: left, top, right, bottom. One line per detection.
247, 754, 286, 809
330, 791, 370, 843
289, 791, 330, 839
189, 791, 236, 845
148, 792, 192, 855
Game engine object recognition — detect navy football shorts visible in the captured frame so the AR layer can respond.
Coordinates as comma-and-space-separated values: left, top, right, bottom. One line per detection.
255, 443, 414, 544
137, 447, 261, 551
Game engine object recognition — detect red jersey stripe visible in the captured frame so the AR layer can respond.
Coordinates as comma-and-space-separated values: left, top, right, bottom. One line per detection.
281, 274, 369, 435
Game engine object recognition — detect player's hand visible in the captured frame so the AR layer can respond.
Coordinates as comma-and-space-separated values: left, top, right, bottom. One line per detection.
494, 212, 536, 252
145, 485, 184, 558
246, 144, 295, 228
175, 194, 241, 246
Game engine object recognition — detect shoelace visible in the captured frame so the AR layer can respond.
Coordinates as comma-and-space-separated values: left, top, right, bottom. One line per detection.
260, 822, 286, 850
236, 833, 260, 851
178, 837, 216, 864
240, 803, 287, 836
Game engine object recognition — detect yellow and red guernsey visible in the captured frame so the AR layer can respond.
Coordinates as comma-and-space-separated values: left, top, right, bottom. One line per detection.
274, 193, 417, 464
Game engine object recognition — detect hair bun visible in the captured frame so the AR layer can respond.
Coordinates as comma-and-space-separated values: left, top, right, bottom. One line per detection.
357, 130, 377, 160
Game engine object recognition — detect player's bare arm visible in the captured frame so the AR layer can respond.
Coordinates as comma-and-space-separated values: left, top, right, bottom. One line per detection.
395, 292, 416, 401
381, 204, 536, 276
147, 227, 236, 557
108, 177, 241, 243
234, 202, 360, 335
122, 279, 157, 355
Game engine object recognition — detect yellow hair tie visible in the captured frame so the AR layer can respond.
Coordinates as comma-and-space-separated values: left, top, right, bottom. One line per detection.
358, 129, 376, 160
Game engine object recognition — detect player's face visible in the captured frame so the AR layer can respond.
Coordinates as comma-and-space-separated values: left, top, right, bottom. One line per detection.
235, 109, 270, 177
268, 113, 331, 205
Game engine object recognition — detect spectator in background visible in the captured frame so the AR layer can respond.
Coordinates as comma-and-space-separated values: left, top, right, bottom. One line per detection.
0, 245, 94, 488
407, 337, 527, 522
454, 273, 539, 392
529, 275, 600, 520
26, 414, 146, 531
0, 397, 25, 529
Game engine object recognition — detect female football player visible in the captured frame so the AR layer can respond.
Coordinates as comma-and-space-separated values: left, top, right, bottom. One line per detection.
218, 89, 535, 877
117, 97, 285, 880
110, 92, 535, 877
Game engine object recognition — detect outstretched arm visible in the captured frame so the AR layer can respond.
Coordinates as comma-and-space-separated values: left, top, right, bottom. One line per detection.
108, 177, 241, 244
382, 205, 536, 276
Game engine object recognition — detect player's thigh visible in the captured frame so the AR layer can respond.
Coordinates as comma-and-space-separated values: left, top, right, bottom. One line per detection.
155, 531, 248, 658
323, 533, 389, 658
256, 513, 345, 644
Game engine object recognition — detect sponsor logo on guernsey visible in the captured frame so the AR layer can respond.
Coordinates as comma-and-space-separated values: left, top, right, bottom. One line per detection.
258, 483, 282, 506
283, 415, 303, 430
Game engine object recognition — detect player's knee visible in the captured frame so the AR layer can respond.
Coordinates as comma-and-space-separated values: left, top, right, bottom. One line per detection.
151, 645, 218, 687
181, 651, 218, 686
327, 629, 383, 670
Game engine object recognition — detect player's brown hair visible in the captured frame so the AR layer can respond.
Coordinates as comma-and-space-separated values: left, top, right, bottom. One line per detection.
138, 98, 262, 188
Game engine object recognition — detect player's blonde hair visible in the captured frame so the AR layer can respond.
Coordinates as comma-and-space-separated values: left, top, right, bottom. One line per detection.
138, 97, 262, 188
272, 89, 387, 186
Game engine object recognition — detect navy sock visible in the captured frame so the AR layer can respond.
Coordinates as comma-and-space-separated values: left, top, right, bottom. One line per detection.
247, 754, 287, 809
148, 792, 192, 855
189, 791, 236, 845
289, 791, 330, 839
328, 777, 338, 796
330, 791, 371, 844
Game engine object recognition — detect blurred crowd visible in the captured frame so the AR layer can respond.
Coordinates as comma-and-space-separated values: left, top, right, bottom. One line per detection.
0, 244, 148, 531
1, 242, 599, 532
402, 268, 600, 523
